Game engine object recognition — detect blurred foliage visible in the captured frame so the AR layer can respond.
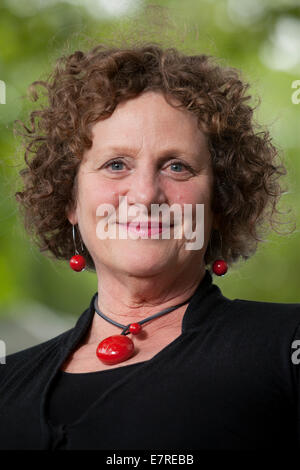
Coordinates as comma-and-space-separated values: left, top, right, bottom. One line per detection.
0, 0, 299, 322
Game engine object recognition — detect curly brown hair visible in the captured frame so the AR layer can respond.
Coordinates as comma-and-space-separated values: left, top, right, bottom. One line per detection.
14, 41, 291, 272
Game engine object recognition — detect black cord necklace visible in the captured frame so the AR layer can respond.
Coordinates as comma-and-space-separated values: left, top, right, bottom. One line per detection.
94, 293, 194, 365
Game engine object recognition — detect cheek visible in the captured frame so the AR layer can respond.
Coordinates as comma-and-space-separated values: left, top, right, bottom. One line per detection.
78, 178, 120, 216
173, 181, 212, 205
173, 182, 213, 233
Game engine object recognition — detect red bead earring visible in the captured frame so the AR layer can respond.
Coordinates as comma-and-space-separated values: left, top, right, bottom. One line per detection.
212, 259, 228, 276
69, 224, 86, 272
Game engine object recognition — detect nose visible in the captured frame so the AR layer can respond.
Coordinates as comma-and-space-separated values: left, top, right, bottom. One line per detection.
124, 166, 167, 208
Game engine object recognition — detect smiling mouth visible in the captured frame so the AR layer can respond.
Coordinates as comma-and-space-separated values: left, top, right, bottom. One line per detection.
117, 221, 174, 235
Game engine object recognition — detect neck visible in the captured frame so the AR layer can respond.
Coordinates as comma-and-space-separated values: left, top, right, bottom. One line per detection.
85, 262, 207, 345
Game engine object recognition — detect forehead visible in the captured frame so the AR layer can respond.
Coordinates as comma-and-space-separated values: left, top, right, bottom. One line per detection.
88, 91, 208, 155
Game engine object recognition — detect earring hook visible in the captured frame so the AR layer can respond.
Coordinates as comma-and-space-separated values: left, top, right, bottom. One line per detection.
72, 224, 84, 255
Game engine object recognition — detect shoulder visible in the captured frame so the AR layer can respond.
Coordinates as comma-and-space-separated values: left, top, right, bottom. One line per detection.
229, 297, 300, 326
0, 300, 94, 385
218, 297, 300, 350
0, 327, 73, 385
205, 282, 300, 334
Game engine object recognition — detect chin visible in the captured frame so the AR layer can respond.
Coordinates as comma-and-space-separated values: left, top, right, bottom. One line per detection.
113, 246, 172, 276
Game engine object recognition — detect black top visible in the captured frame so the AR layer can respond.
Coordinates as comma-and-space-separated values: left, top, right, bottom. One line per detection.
1, 269, 300, 450
48, 363, 147, 450
48, 363, 147, 427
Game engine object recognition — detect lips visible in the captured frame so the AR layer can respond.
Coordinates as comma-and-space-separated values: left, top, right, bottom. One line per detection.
118, 221, 174, 228
128, 222, 163, 229
117, 220, 174, 236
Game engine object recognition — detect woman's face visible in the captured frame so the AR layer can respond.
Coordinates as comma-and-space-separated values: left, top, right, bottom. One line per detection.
68, 91, 216, 277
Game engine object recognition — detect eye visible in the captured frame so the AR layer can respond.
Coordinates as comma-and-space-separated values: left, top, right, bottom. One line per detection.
169, 161, 188, 172
103, 159, 126, 171
167, 160, 195, 174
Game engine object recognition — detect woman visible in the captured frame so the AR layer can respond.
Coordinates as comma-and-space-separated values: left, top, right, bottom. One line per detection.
0, 42, 300, 450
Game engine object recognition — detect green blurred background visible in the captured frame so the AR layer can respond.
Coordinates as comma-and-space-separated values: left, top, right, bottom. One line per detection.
0, 0, 299, 354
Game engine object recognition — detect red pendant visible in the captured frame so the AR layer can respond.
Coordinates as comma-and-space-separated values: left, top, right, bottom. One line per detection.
96, 335, 135, 365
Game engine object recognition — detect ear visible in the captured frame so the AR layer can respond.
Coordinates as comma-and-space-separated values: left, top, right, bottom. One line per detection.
65, 202, 78, 226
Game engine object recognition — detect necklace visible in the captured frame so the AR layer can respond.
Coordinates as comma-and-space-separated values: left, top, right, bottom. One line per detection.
94, 293, 194, 365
